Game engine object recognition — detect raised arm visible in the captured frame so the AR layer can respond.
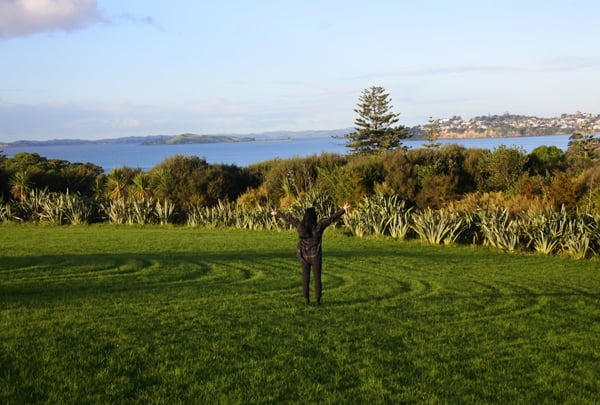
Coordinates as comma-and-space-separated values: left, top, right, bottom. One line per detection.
271, 209, 300, 228
316, 204, 349, 230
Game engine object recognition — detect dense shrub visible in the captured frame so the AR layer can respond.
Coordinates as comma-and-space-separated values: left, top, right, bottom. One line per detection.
527, 145, 566, 175
149, 155, 258, 209
2, 152, 102, 195
249, 153, 346, 207
476, 145, 529, 192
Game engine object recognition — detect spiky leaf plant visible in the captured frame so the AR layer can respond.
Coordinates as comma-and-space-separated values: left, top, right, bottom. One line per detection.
411, 208, 465, 245
523, 206, 569, 255
562, 220, 593, 259
477, 208, 522, 252
155, 200, 176, 225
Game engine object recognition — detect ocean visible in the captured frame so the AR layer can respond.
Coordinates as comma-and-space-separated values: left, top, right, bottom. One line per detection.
2, 135, 572, 172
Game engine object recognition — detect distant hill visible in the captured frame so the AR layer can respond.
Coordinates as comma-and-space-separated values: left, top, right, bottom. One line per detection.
143, 133, 254, 145
2, 129, 351, 147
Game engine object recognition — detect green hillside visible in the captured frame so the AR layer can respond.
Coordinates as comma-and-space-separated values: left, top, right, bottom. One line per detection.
147, 133, 254, 145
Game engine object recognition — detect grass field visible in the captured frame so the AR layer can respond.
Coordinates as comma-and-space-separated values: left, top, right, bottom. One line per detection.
1, 224, 599, 404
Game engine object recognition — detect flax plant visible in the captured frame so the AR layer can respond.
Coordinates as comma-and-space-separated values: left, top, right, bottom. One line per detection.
361, 194, 391, 237
562, 220, 592, 259
16, 189, 46, 222
234, 206, 275, 230
377, 194, 412, 239
64, 194, 95, 225
155, 200, 176, 225
523, 206, 569, 255
103, 198, 131, 224
477, 208, 522, 252
286, 190, 337, 223
39, 192, 68, 225
342, 193, 412, 239
410, 208, 466, 245
0, 199, 15, 222
185, 204, 204, 226
130, 199, 156, 224
343, 210, 368, 237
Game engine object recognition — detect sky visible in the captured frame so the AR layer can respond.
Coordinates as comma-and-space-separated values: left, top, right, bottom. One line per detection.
1, 0, 600, 142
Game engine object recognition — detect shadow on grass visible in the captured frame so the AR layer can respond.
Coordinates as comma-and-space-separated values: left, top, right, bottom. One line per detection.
2, 246, 599, 310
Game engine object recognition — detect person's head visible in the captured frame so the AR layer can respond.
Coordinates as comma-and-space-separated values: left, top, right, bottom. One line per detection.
298, 207, 317, 238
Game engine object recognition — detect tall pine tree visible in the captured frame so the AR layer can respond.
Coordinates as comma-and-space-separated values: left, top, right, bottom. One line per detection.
343, 86, 409, 154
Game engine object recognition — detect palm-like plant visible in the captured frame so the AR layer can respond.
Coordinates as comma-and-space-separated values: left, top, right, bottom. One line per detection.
129, 173, 153, 201
9, 170, 32, 201
106, 168, 129, 200
150, 168, 171, 202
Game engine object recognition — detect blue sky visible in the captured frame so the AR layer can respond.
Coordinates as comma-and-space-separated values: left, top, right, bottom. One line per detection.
1, 0, 599, 141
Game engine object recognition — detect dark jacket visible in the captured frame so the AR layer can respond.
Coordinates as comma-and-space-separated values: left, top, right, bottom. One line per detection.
276, 209, 345, 264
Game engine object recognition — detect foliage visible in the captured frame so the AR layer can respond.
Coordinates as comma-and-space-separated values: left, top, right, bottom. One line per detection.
185, 201, 278, 231
149, 155, 257, 209
546, 171, 586, 212
476, 208, 522, 252
562, 220, 592, 259
9, 170, 32, 201
422, 117, 441, 149
477, 145, 529, 192
448, 191, 549, 216
410, 207, 467, 245
2, 152, 102, 195
342, 86, 410, 154
251, 153, 346, 207
380, 148, 419, 203
523, 206, 569, 255
343, 193, 412, 239
527, 145, 566, 175
567, 123, 600, 161
2, 141, 600, 256
335, 155, 384, 204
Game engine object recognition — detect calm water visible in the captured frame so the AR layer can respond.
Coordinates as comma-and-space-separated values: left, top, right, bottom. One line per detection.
2, 135, 572, 172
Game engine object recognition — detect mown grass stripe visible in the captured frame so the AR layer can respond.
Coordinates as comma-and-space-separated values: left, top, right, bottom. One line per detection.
1, 224, 599, 403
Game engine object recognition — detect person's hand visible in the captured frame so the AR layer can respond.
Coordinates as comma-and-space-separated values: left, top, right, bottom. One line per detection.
343, 203, 350, 211
270, 208, 278, 216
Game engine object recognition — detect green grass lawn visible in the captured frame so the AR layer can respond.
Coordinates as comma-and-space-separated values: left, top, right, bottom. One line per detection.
1, 224, 599, 404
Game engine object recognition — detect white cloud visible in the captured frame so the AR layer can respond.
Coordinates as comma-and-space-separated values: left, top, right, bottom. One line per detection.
0, 0, 103, 39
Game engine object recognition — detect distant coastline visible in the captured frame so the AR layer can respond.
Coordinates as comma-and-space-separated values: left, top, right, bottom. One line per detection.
1, 129, 350, 148
2, 112, 598, 148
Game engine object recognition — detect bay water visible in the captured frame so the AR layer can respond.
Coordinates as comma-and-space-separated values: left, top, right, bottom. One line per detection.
2, 135, 572, 172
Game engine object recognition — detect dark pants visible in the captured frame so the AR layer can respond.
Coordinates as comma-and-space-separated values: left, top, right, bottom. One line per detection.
301, 260, 322, 304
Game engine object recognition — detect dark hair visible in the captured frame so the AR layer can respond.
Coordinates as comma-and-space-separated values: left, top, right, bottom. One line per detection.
298, 208, 317, 238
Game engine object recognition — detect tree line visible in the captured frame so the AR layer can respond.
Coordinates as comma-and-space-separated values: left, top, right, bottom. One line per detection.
1, 140, 599, 218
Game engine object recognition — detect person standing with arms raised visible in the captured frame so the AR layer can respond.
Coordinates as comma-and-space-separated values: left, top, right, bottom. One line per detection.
271, 204, 349, 305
